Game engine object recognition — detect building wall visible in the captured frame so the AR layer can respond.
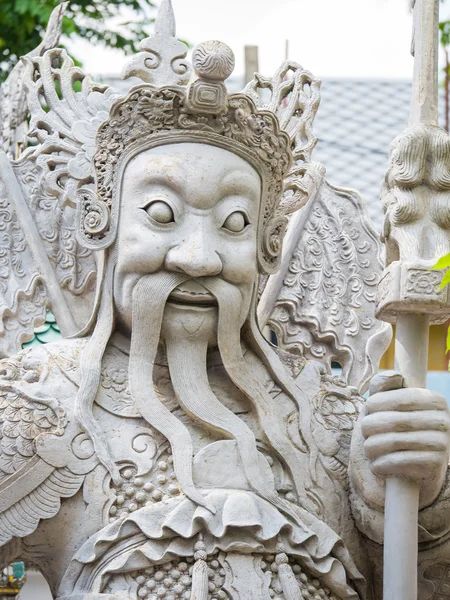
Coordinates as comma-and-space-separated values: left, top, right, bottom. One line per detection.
379, 324, 449, 371
20, 571, 52, 600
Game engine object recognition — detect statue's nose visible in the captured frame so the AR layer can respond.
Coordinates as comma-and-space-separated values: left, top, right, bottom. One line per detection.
165, 235, 223, 277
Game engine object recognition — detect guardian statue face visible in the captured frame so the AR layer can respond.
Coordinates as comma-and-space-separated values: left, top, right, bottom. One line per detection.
114, 143, 261, 336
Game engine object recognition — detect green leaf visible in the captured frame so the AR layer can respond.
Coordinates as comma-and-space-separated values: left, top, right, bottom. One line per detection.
439, 269, 450, 290
432, 253, 450, 270
0, 0, 158, 83
446, 326, 450, 355
440, 20, 450, 47
13, 0, 33, 15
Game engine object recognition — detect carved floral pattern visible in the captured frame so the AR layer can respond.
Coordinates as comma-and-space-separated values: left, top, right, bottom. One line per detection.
315, 375, 362, 433
101, 364, 133, 414
405, 269, 444, 297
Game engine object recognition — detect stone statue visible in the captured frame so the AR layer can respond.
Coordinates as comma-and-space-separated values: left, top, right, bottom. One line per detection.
0, 3, 449, 599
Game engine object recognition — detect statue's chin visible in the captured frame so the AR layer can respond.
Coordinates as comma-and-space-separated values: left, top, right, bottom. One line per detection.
161, 301, 219, 348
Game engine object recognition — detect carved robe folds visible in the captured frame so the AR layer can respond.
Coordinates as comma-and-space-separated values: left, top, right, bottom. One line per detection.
0, 337, 354, 598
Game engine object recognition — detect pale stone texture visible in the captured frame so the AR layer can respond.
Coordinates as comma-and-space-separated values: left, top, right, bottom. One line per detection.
0, 2, 449, 600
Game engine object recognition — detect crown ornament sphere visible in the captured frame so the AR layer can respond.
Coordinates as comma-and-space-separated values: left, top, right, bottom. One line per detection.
192, 41, 235, 80
185, 40, 235, 115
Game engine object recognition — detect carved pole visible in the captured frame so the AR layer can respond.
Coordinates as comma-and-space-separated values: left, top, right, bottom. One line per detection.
244, 45, 259, 85
410, 0, 439, 127
377, 1, 449, 598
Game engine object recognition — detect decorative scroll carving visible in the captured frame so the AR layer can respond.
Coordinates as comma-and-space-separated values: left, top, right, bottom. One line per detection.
419, 559, 450, 600
0, 161, 47, 356
267, 181, 391, 393
376, 262, 450, 324
122, 0, 191, 86
4, 47, 118, 336
0, 4, 66, 160
405, 269, 446, 297
244, 60, 322, 215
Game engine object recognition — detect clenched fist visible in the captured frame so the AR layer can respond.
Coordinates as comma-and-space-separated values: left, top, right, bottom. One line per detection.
350, 371, 450, 510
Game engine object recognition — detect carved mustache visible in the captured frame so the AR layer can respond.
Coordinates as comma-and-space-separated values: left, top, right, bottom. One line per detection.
167, 279, 218, 306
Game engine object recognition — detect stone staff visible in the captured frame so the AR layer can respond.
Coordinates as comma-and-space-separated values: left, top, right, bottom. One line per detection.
377, 0, 450, 598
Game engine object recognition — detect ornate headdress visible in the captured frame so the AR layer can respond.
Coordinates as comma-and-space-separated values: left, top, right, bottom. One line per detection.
20, 0, 322, 274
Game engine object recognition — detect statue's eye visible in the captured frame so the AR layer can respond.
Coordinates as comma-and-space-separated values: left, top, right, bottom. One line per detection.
222, 211, 249, 233
145, 200, 174, 224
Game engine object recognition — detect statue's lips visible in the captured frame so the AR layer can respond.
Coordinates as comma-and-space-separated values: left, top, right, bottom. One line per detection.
168, 281, 217, 306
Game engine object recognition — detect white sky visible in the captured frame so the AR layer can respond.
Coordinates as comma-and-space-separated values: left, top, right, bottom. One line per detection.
66, 0, 450, 81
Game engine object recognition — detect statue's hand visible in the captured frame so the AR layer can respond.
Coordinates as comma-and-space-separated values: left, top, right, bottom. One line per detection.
350, 371, 450, 510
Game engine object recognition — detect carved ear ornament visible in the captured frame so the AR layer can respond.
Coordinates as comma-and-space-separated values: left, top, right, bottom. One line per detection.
262, 216, 289, 271
77, 187, 110, 246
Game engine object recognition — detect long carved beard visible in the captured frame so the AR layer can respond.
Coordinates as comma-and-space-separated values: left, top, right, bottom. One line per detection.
129, 272, 315, 525
76, 268, 364, 600
201, 278, 317, 518
129, 272, 215, 513
162, 280, 307, 525
78, 263, 316, 521
129, 271, 265, 514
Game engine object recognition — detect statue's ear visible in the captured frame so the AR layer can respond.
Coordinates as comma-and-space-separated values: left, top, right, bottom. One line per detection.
259, 216, 288, 274
76, 187, 117, 250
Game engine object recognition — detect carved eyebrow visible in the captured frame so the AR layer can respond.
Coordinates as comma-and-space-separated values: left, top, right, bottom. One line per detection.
138, 172, 186, 196
133, 155, 190, 195
219, 171, 261, 201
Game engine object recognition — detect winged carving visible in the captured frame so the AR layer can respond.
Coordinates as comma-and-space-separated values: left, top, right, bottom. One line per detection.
0, 342, 96, 546
260, 180, 392, 394
0, 19, 118, 357
243, 61, 322, 215
0, 3, 66, 160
